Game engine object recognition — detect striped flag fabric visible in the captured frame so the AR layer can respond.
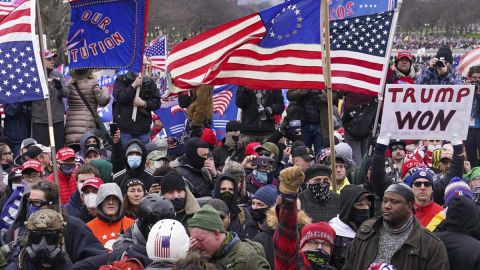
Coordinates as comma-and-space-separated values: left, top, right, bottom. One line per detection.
0, 0, 21, 21
457, 48, 480, 77
0, 0, 48, 104
154, 234, 171, 258
167, 0, 397, 96
145, 36, 167, 72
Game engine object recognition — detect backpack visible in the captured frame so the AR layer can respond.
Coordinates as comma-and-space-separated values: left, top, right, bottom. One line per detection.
98, 253, 144, 270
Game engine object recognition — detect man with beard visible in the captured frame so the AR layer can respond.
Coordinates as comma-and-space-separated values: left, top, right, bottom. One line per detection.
6, 209, 71, 270
212, 121, 245, 171
385, 140, 406, 182
170, 137, 216, 198
0, 144, 13, 173
298, 165, 340, 222
329, 185, 374, 269
160, 172, 200, 226
344, 183, 449, 270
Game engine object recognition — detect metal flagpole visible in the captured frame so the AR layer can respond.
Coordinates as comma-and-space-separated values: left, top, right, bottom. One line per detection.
35, 0, 60, 205
320, 0, 336, 192
368, 0, 403, 155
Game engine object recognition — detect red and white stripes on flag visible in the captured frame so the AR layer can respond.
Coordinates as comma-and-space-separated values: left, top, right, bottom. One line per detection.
0, 1, 17, 22
154, 234, 170, 259
212, 89, 233, 116
457, 48, 480, 77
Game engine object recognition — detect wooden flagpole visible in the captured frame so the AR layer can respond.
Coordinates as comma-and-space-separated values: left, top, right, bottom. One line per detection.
35, 0, 60, 205
320, 0, 336, 192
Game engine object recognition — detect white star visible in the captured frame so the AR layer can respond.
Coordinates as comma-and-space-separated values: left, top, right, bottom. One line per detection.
359, 4, 363, 8
366, 33, 371, 37
24, 73, 30, 78
30, 67, 35, 72
355, 18, 360, 23
13, 58, 19, 63
12, 85, 17, 90
292, 4, 297, 9
342, 40, 347, 44
294, 9, 300, 15
19, 52, 25, 57
35, 88, 40, 93
380, 49, 384, 54
383, 30, 388, 35
353, 40, 358, 45
374, 44, 380, 48
381, 40, 386, 45
0, 70, 5, 75
385, 21, 390, 25
333, 22, 338, 27
25, 47, 31, 51
0, 59, 3, 64
3, 80, 8, 85
368, 48, 373, 52
370, 38, 375, 43
270, 31, 275, 37
347, 44, 352, 48
20, 90, 25, 95
364, 42, 370, 46
18, 78, 23, 83
28, 57, 33, 62
33, 77, 38, 82
102, 234, 107, 240
15, 68, 21, 73
110, 232, 116, 237
359, 37, 365, 41
344, 20, 349, 25
26, 83, 32, 88
366, 17, 371, 21
5, 53, 10, 58
336, 44, 341, 48
7, 64, 12, 69
358, 45, 363, 50
9, 74, 14, 79
11, 48, 17, 53
21, 63, 27, 67
6, 91, 11, 96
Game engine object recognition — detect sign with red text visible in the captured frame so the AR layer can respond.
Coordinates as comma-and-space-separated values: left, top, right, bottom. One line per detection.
379, 84, 475, 140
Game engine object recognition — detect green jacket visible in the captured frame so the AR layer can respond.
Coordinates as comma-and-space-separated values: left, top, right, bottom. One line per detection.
344, 216, 450, 270
215, 234, 271, 270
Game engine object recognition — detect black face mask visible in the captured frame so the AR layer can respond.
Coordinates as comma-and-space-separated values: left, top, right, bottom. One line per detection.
303, 248, 331, 269
85, 143, 99, 150
308, 182, 331, 203
251, 207, 267, 223
171, 198, 186, 212
220, 192, 234, 206
350, 208, 370, 229
26, 233, 64, 265
59, 163, 75, 176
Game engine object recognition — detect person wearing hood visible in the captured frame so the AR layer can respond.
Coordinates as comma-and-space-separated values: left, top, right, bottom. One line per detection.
78, 131, 106, 159
298, 165, 340, 223
222, 160, 249, 205
213, 174, 256, 240
436, 196, 480, 270
113, 139, 154, 194
71, 194, 176, 270
212, 120, 246, 170
329, 185, 374, 270
169, 137, 216, 198
113, 71, 161, 145
31, 50, 68, 148
160, 172, 200, 226
86, 183, 134, 252
46, 147, 78, 205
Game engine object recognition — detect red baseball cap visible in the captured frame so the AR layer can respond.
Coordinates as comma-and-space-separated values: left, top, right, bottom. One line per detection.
57, 147, 76, 161
22, 159, 43, 173
43, 50, 57, 59
401, 159, 423, 178
81, 177, 104, 192
245, 142, 261, 157
396, 50, 413, 61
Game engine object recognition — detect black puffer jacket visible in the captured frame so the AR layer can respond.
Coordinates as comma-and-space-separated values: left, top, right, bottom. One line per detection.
286, 89, 321, 124
235, 87, 284, 136
113, 73, 161, 136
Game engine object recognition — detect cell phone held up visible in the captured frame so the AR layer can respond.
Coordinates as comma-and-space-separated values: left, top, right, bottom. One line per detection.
110, 123, 119, 137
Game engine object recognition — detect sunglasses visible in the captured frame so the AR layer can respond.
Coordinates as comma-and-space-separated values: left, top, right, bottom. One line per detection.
28, 199, 52, 208
29, 230, 60, 245
413, 181, 432, 188
390, 145, 405, 151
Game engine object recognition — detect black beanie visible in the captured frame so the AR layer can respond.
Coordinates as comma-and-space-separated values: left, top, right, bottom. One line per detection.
160, 172, 186, 194
436, 47, 453, 64
226, 121, 242, 133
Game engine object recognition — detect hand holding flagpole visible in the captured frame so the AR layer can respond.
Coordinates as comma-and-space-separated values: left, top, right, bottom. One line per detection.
131, 73, 143, 121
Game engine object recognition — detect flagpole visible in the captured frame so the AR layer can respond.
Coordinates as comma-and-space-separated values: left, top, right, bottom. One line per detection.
320, 0, 336, 192
368, 0, 403, 155
35, 0, 60, 205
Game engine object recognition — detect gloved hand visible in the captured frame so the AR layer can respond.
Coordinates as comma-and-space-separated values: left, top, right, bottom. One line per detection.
279, 166, 304, 195
53, 78, 62, 90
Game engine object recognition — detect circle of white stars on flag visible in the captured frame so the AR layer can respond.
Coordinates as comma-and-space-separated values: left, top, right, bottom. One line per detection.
269, 4, 303, 41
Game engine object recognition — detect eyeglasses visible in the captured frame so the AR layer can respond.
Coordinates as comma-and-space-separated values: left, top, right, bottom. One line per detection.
28, 199, 52, 208
305, 239, 332, 250
413, 181, 432, 188
258, 151, 271, 157
390, 145, 405, 151
22, 174, 42, 181
29, 230, 60, 245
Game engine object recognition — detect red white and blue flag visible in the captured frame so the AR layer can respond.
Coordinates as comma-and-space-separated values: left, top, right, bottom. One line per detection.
167, 0, 397, 96
145, 36, 167, 72
0, 0, 22, 21
155, 234, 170, 258
0, 0, 48, 104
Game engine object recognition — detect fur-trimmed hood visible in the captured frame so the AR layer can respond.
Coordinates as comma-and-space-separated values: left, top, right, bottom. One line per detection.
265, 205, 312, 230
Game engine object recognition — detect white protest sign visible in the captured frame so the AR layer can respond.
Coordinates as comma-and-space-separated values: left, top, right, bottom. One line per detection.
379, 84, 475, 140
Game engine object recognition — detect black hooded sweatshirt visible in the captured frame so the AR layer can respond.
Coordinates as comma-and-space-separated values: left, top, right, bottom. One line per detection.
113, 139, 153, 194
436, 197, 480, 270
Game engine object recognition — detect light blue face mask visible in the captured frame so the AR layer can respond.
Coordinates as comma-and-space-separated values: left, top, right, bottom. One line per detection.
127, 156, 142, 169
255, 170, 268, 184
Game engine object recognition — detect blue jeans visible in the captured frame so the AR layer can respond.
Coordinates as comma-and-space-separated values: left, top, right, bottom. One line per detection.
120, 132, 150, 147
301, 124, 323, 155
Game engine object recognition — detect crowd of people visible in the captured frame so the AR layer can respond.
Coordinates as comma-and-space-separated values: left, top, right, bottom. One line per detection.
393, 34, 480, 50
0, 42, 478, 270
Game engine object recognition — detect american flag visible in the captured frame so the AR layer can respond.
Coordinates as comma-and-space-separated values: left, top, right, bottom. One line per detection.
145, 36, 167, 72
457, 48, 480, 77
0, 0, 20, 21
167, 0, 397, 96
0, 0, 47, 104
170, 88, 233, 117
155, 234, 170, 258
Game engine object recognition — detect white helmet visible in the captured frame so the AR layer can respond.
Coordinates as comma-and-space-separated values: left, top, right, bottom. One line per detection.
146, 219, 190, 262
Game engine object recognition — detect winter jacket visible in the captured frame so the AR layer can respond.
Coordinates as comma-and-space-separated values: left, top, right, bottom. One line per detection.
329, 184, 374, 270
185, 86, 213, 127
414, 201, 444, 228
371, 142, 464, 206
235, 87, 284, 136
286, 89, 322, 124
436, 197, 480, 270
174, 189, 200, 227
64, 191, 95, 223
113, 139, 154, 193
87, 183, 134, 251
65, 76, 110, 145
112, 73, 161, 136
6, 253, 72, 270
31, 69, 69, 124
3, 102, 30, 144
212, 141, 246, 168
298, 189, 340, 223
386, 66, 416, 85
415, 66, 464, 85
213, 232, 270, 270
253, 206, 312, 269
343, 216, 450, 270
46, 170, 77, 205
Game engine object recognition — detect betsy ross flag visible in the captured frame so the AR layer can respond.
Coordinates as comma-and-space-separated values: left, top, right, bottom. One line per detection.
145, 36, 167, 72
457, 48, 480, 77
0, 0, 48, 104
167, 0, 397, 96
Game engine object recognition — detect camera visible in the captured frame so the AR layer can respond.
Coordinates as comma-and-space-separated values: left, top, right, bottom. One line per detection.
435, 59, 446, 68
258, 104, 267, 121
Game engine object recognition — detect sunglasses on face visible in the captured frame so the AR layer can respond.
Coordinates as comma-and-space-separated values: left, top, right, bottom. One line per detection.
29, 230, 60, 245
413, 181, 432, 188
28, 199, 52, 208
391, 145, 405, 151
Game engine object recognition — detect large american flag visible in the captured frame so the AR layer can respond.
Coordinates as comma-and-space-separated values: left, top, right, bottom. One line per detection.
0, 0, 47, 104
457, 48, 480, 77
0, 0, 20, 21
167, 0, 397, 96
145, 36, 167, 72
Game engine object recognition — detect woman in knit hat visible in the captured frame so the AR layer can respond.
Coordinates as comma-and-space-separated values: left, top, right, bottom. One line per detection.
123, 178, 146, 219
